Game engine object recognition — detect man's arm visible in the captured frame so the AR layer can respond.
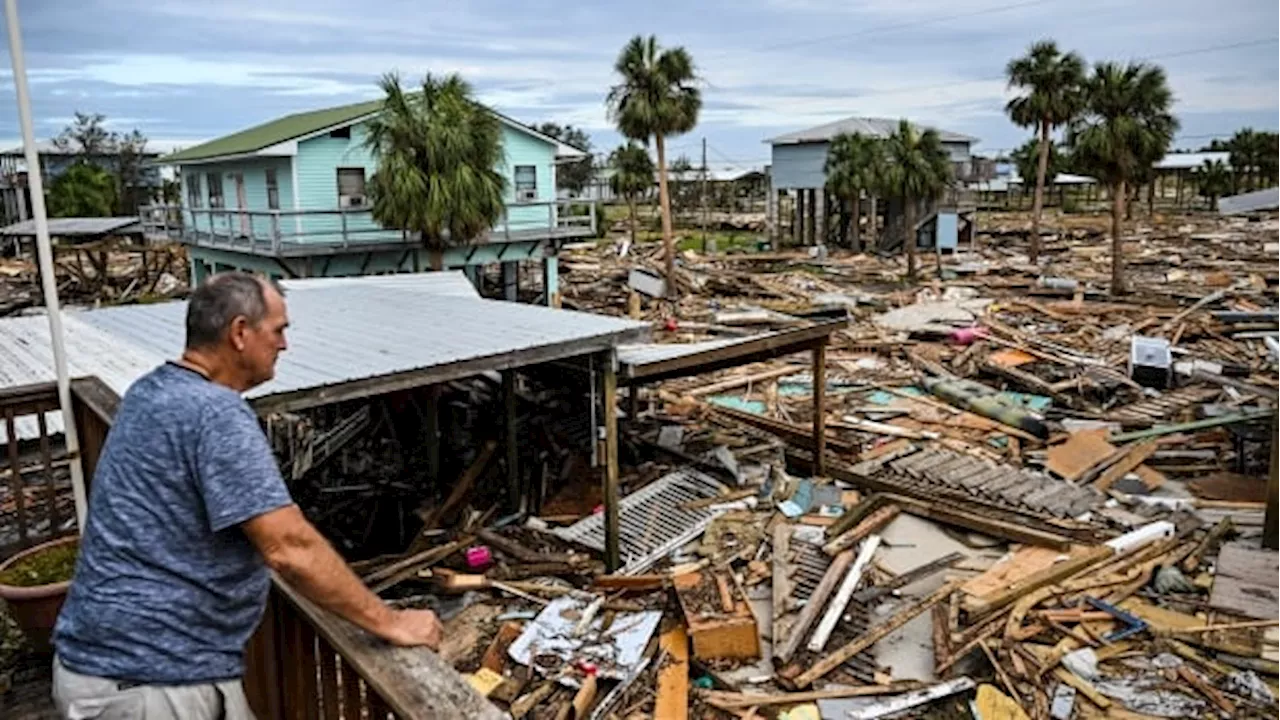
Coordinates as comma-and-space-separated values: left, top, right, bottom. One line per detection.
242, 504, 442, 649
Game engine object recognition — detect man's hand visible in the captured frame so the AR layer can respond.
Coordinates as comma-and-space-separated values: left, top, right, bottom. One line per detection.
377, 608, 443, 650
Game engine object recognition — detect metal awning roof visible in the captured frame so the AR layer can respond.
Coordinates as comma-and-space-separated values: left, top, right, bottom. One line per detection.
616, 319, 848, 385
0, 272, 648, 441
0, 217, 141, 238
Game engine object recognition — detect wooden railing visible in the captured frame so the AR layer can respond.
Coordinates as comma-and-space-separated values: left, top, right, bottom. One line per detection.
139, 200, 597, 256
0, 378, 116, 555
0, 376, 499, 719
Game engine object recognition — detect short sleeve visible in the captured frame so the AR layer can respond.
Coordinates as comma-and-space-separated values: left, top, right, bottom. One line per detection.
195, 402, 294, 532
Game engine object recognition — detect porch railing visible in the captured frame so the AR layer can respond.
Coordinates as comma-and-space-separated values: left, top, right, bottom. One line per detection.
140, 200, 597, 256
0, 376, 499, 719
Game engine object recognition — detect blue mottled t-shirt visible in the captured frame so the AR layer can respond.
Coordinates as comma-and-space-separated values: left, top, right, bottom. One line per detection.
54, 362, 293, 684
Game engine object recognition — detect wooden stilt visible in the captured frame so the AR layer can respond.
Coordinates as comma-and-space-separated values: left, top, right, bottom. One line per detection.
812, 343, 827, 477
601, 351, 621, 571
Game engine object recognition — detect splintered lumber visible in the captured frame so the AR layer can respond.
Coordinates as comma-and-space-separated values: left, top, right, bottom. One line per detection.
1092, 441, 1158, 491
1176, 666, 1235, 714
882, 493, 1072, 550
481, 621, 524, 674
414, 440, 498, 548
1052, 668, 1110, 708
791, 581, 961, 689
656, 625, 690, 720
774, 548, 855, 662
511, 682, 555, 720
772, 525, 796, 652
702, 682, 928, 709
854, 551, 964, 606
687, 365, 801, 397
674, 570, 760, 660
809, 535, 881, 652
963, 545, 1112, 616
823, 505, 900, 556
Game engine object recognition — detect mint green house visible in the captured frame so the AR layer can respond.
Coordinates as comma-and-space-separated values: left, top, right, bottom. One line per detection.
150, 99, 593, 305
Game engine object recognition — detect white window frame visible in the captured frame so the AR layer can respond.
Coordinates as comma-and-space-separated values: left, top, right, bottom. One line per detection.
337, 167, 367, 208
186, 173, 203, 209
206, 172, 225, 209
514, 165, 537, 202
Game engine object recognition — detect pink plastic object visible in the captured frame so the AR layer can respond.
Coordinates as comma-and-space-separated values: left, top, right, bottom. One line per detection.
465, 546, 493, 569
949, 327, 986, 345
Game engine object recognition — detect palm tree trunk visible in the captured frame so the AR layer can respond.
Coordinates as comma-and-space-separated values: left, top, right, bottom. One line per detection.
627, 195, 638, 247
1111, 180, 1126, 295
905, 196, 917, 281
850, 194, 861, 251
867, 196, 878, 249
1030, 119, 1049, 262
654, 133, 676, 298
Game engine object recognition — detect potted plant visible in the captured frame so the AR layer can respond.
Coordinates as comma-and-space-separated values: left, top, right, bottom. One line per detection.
0, 535, 78, 653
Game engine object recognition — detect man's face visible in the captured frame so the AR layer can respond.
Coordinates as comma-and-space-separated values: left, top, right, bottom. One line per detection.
229, 284, 289, 389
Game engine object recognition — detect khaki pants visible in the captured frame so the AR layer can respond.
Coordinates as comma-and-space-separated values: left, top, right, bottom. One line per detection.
52, 656, 255, 720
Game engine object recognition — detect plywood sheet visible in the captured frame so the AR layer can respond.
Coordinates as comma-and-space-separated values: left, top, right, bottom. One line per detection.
1209, 544, 1279, 620
1046, 429, 1116, 482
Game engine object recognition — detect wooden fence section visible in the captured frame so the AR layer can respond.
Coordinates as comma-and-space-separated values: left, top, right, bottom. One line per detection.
0, 378, 115, 555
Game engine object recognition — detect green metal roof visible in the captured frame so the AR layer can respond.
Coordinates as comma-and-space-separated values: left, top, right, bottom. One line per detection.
161, 98, 383, 163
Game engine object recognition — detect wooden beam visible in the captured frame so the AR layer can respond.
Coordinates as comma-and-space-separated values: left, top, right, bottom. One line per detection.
601, 350, 621, 572
1266, 411, 1278, 551
503, 370, 520, 512
812, 343, 827, 477
774, 548, 855, 663
790, 581, 960, 689
656, 625, 690, 720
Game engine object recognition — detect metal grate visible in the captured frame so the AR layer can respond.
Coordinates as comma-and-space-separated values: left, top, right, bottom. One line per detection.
553, 468, 728, 574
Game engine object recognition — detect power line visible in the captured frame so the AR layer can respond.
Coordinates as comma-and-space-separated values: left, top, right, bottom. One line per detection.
712, 0, 1056, 57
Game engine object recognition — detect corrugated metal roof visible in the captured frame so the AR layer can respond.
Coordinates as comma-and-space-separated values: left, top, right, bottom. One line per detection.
616, 337, 749, 367
766, 117, 978, 146
0, 217, 141, 237
0, 272, 647, 442
1219, 187, 1280, 215
1154, 151, 1230, 171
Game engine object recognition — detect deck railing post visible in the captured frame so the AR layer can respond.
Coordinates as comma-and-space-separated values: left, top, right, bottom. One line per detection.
503, 206, 511, 243
271, 212, 281, 255
340, 208, 349, 249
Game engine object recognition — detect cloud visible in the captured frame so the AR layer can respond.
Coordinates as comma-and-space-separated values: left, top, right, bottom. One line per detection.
1, 0, 1274, 159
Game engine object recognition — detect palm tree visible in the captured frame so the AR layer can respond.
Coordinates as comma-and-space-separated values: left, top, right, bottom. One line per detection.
1068, 62, 1177, 295
1195, 159, 1232, 211
824, 133, 885, 251
1010, 138, 1062, 200
365, 73, 506, 269
882, 120, 952, 281
1005, 40, 1087, 262
609, 143, 656, 247
607, 35, 701, 296
1228, 128, 1258, 192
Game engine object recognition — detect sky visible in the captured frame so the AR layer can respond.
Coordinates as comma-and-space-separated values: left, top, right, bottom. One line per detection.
1, 0, 1277, 173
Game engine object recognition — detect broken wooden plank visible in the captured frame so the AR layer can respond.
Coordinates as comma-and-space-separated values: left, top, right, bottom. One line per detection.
790, 581, 960, 689
824, 505, 900, 556
480, 621, 524, 674
1046, 429, 1116, 482
1092, 441, 1158, 491
1208, 544, 1279, 620
855, 551, 964, 604
809, 535, 881, 652
774, 548, 855, 663
656, 625, 690, 720
702, 682, 928, 709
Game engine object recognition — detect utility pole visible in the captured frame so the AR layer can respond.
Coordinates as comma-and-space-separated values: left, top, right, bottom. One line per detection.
701, 137, 711, 253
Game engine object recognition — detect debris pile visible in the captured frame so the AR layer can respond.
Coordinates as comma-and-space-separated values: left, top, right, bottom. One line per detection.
0, 241, 187, 316
343, 210, 1277, 717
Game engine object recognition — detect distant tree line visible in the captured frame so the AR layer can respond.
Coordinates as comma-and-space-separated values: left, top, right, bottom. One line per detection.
46, 112, 154, 218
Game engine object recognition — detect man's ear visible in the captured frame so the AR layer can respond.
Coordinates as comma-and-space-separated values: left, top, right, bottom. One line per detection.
228, 316, 249, 351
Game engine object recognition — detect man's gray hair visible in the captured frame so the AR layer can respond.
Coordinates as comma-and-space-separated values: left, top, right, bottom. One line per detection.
185, 272, 284, 349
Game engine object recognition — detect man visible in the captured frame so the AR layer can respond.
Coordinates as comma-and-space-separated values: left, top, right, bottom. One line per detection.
52, 272, 441, 719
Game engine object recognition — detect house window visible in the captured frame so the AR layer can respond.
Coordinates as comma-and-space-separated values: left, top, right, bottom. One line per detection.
265, 168, 280, 210
206, 172, 225, 209
186, 174, 202, 209
329, 126, 352, 139
337, 168, 367, 208
514, 165, 537, 201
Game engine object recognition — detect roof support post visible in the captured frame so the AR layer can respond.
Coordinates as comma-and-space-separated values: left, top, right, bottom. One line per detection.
543, 253, 560, 308
1264, 411, 1278, 551
503, 370, 520, 513
600, 350, 621, 572
812, 342, 827, 477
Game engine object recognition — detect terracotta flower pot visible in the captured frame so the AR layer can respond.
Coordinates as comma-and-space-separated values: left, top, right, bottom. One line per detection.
0, 535, 78, 654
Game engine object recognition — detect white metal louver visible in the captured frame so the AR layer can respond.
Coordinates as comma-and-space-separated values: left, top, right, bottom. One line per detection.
552, 468, 728, 574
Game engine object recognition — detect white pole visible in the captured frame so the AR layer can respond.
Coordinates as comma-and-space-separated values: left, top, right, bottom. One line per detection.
4, 0, 89, 530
